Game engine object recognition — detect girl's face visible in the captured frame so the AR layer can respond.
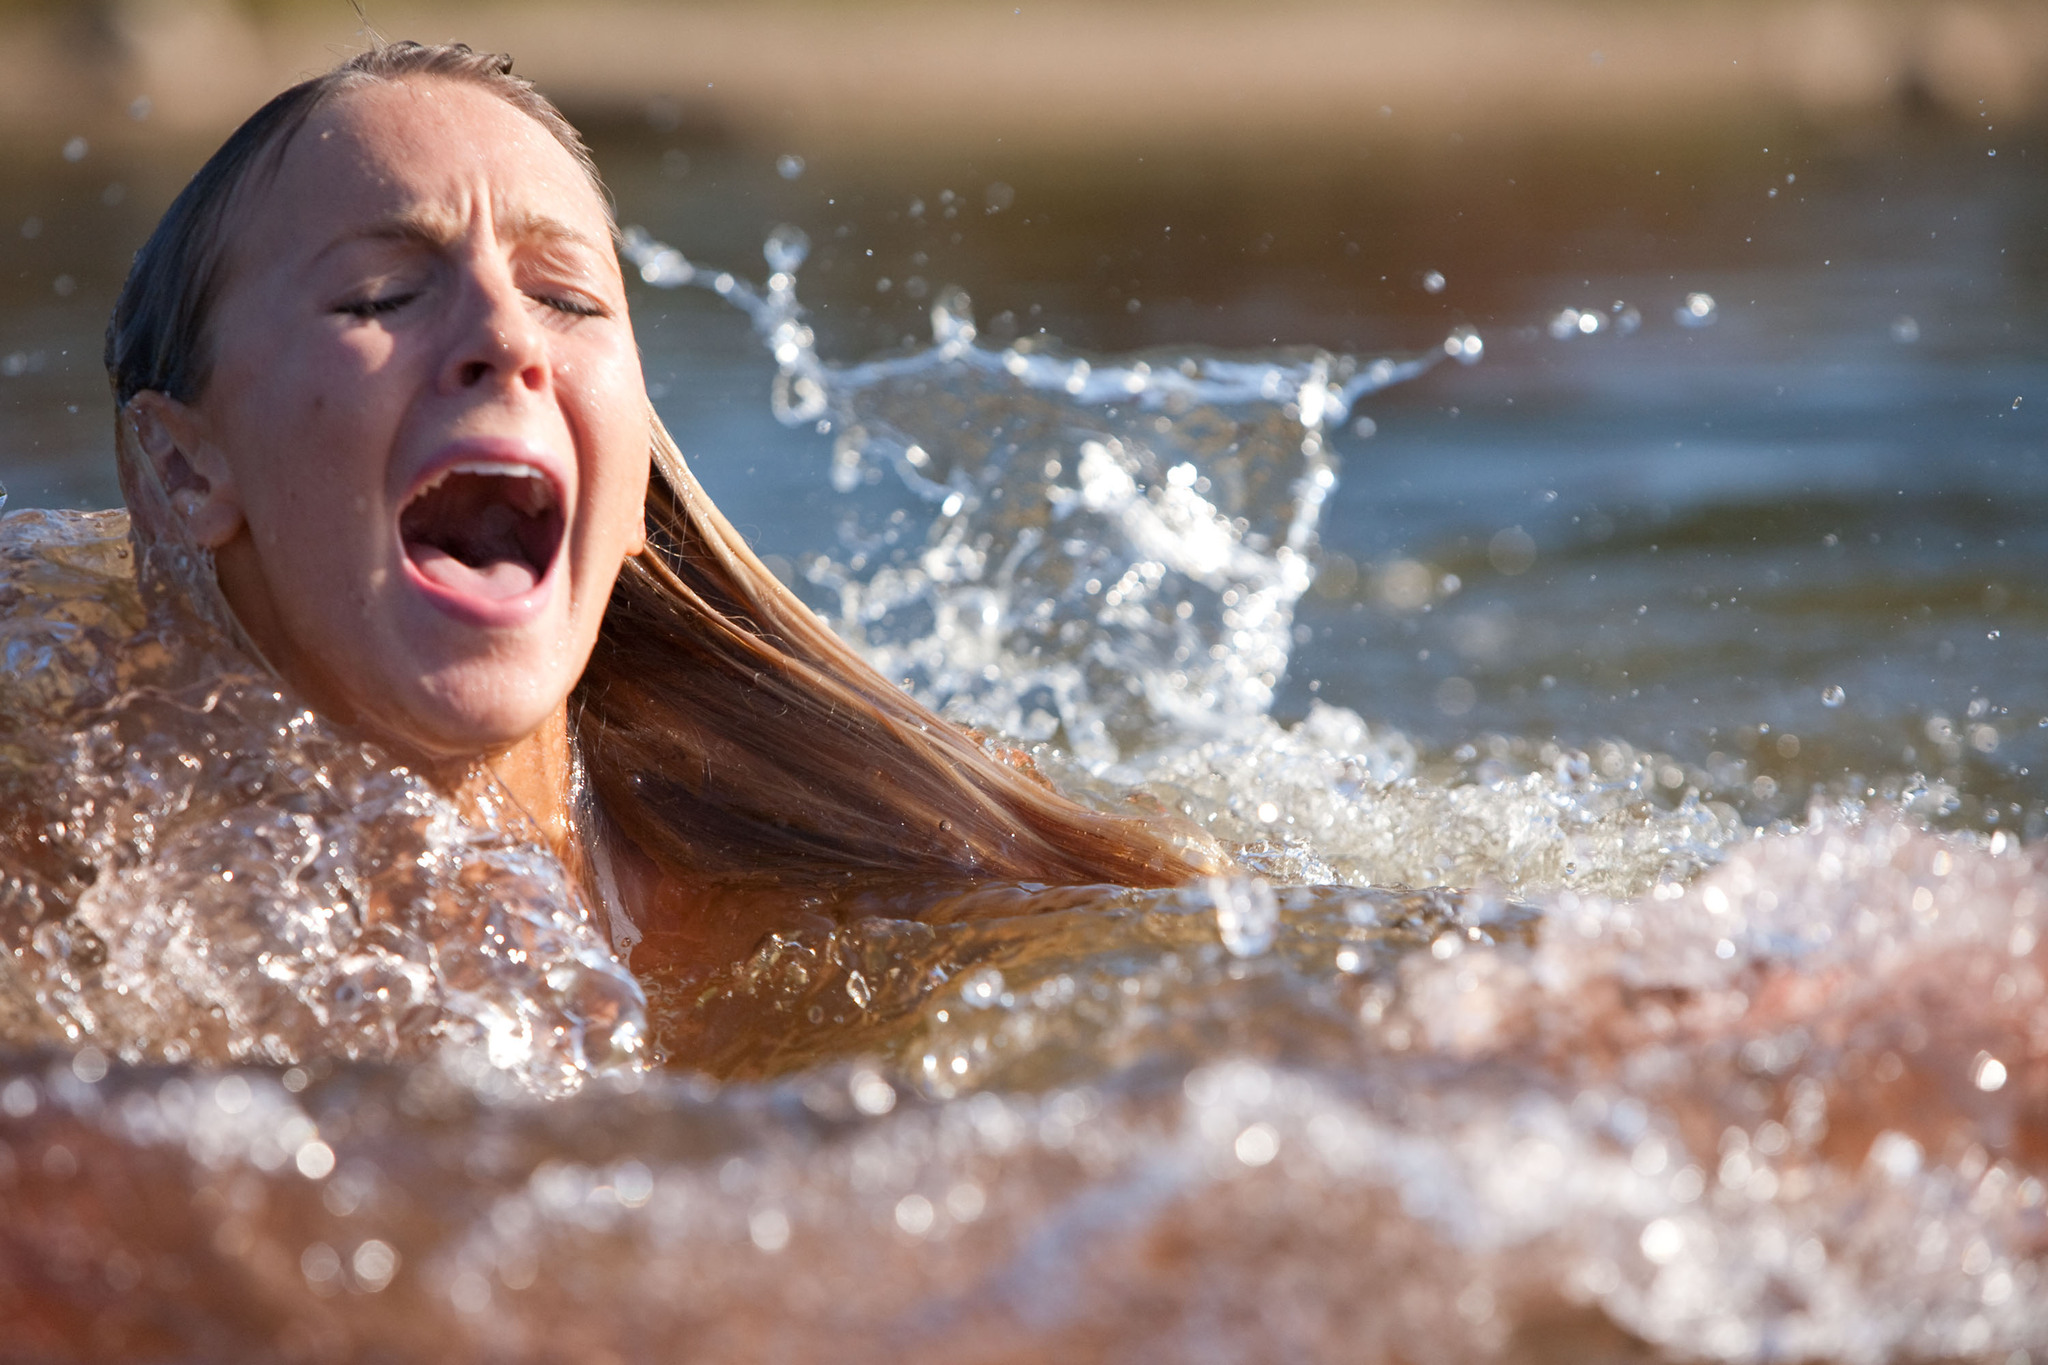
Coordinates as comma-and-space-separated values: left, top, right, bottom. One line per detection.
133, 77, 649, 760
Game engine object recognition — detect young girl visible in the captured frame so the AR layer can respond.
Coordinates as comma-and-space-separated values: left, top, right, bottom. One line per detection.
0, 41, 1216, 1076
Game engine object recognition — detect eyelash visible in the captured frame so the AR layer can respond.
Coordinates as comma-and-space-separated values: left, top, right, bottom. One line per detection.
334, 291, 607, 321
338, 293, 416, 319
536, 293, 606, 318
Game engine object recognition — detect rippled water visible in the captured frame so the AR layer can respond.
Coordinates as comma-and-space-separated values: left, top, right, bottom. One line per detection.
4, 113, 2048, 1360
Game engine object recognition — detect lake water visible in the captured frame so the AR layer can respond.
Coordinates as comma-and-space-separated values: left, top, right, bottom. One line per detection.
2, 104, 2047, 1360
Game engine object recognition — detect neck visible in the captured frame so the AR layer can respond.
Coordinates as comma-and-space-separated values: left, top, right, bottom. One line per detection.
471, 702, 579, 866
212, 534, 583, 862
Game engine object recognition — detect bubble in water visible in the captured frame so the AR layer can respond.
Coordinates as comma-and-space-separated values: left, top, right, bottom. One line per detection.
984, 181, 1015, 214
1676, 292, 1718, 327
763, 224, 811, 274
776, 154, 806, 181
61, 136, 87, 163
1891, 315, 1920, 344
1445, 326, 1483, 363
1821, 685, 1846, 707
1420, 270, 1446, 294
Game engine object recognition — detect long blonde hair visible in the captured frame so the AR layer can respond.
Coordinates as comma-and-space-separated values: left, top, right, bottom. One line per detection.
106, 42, 1215, 898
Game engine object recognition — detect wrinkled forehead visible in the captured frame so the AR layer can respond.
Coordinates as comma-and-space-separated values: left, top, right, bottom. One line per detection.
225, 76, 615, 277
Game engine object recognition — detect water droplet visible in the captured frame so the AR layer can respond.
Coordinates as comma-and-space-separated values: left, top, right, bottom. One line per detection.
1210, 876, 1278, 958
1639, 1218, 1684, 1264
762, 224, 810, 274
295, 1140, 335, 1180
350, 1239, 398, 1292
776, 153, 806, 180
894, 1192, 935, 1237
1676, 292, 1718, 327
1420, 270, 1446, 294
749, 1207, 791, 1253
1821, 685, 1846, 707
1549, 307, 1589, 339
1234, 1121, 1280, 1166
850, 1069, 896, 1115
301, 1242, 342, 1287
0, 1078, 36, 1118
958, 967, 1005, 1009
1487, 526, 1537, 575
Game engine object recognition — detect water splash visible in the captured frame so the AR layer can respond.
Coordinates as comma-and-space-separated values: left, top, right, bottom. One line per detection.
0, 510, 645, 1093
623, 228, 1736, 904
4, 815, 2045, 1361
623, 226, 1460, 761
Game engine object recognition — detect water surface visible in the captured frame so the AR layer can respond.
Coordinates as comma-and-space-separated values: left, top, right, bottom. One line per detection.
1, 105, 2046, 1361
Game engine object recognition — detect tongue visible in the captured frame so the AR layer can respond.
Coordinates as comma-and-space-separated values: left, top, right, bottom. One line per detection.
400, 479, 553, 603
407, 542, 541, 600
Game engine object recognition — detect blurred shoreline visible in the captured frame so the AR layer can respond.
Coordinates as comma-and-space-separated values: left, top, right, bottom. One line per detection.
1, 0, 2044, 157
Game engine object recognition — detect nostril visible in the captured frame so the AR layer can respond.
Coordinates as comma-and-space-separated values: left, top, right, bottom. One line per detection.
459, 360, 490, 387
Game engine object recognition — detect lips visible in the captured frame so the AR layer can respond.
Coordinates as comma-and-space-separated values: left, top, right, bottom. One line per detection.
397, 447, 566, 623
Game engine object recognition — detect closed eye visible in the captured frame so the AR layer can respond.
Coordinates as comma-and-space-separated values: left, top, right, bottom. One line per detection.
336, 293, 417, 320
532, 291, 607, 319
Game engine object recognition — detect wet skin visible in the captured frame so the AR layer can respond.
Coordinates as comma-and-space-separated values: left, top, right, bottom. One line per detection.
127, 77, 650, 837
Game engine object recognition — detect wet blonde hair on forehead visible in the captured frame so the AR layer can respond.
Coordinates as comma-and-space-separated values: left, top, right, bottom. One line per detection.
106, 40, 1218, 909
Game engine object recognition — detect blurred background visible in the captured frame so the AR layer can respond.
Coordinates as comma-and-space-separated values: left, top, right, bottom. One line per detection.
0, 0, 2044, 827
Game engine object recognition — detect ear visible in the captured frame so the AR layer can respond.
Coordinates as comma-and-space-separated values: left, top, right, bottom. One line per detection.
126, 391, 245, 550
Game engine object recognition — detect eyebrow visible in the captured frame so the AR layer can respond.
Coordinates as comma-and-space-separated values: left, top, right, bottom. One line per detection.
315, 204, 599, 264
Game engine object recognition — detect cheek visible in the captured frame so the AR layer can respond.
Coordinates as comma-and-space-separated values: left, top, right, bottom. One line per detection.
224, 332, 403, 527
561, 350, 650, 532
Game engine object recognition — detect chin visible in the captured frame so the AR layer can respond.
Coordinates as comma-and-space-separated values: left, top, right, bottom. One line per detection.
382, 666, 568, 762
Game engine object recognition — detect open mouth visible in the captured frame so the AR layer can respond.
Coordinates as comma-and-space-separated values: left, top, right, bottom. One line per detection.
398, 461, 565, 606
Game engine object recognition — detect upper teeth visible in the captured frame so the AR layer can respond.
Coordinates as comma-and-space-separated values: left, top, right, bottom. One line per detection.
412, 461, 557, 513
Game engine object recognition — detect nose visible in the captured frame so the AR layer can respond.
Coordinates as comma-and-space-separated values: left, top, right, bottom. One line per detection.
440, 261, 549, 396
